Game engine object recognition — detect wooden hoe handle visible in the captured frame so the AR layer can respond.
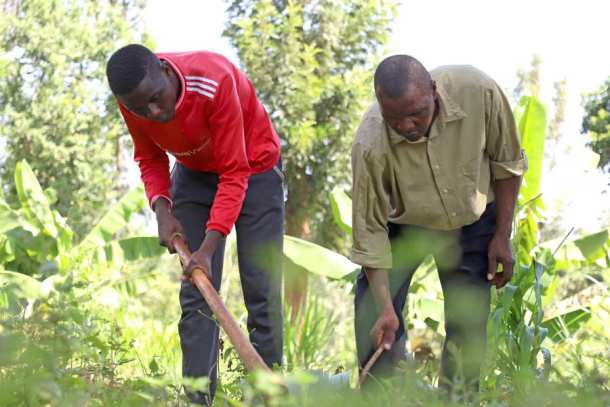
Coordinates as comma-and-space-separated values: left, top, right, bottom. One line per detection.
358, 346, 384, 386
170, 234, 271, 373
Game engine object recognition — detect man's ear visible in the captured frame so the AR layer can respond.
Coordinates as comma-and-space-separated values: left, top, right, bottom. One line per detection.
375, 86, 383, 102
431, 80, 437, 93
160, 59, 172, 76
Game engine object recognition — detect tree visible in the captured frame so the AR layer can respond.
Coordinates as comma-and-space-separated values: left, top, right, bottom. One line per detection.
513, 56, 567, 169
514, 54, 541, 102
224, 0, 396, 246
513, 57, 610, 239
582, 77, 610, 172
0, 0, 148, 235
548, 79, 567, 142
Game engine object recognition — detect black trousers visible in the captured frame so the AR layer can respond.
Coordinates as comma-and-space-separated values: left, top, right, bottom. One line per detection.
355, 203, 496, 389
171, 162, 285, 405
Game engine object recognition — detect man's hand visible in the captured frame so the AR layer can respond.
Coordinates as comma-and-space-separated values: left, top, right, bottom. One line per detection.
487, 233, 515, 289
184, 246, 213, 280
183, 230, 224, 281
371, 305, 399, 351
154, 198, 184, 253
364, 267, 399, 350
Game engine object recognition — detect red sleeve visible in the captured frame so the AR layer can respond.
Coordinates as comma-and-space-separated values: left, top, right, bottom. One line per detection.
206, 75, 251, 235
119, 105, 172, 209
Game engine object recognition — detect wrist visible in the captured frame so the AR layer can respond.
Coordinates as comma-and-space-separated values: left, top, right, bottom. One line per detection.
494, 226, 512, 239
381, 303, 395, 314
153, 198, 171, 217
199, 230, 224, 256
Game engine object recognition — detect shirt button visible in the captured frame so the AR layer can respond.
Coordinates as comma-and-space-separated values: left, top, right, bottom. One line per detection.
442, 188, 448, 193
451, 212, 457, 216
434, 165, 440, 169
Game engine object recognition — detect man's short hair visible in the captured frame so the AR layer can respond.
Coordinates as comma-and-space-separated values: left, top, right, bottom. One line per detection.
106, 44, 158, 96
374, 55, 431, 98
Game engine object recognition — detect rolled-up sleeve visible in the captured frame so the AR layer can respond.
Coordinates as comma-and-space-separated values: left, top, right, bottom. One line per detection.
351, 142, 392, 269
485, 82, 528, 180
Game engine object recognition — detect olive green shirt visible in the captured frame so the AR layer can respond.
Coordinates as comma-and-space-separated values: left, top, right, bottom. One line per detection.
351, 65, 526, 269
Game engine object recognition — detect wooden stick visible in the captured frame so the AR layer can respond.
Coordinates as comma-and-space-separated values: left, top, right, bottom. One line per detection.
170, 234, 271, 373
358, 346, 384, 386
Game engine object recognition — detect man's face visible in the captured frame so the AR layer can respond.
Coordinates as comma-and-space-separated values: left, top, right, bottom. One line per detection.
377, 82, 437, 142
119, 61, 178, 123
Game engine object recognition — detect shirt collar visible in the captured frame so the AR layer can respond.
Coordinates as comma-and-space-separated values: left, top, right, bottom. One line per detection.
387, 125, 426, 144
386, 82, 466, 145
435, 83, 466, 126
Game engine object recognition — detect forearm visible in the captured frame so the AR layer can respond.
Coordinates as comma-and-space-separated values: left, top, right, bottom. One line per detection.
493, 176, 521, 237
364, 267, 393, 311
199, 230, 224, 256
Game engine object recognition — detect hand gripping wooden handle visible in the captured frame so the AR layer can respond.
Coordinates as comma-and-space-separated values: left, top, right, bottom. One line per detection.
170, 234, 271, 373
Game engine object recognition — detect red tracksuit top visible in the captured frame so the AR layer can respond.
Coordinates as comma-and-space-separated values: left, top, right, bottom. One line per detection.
118, 51, 280, 236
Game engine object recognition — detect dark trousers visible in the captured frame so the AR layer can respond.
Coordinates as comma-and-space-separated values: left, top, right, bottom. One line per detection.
171, 162, 285, 405
355, 203, 496, 390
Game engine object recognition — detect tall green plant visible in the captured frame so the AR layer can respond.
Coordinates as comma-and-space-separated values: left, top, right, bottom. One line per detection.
483, 95, 552, 397
0, 160, 197, 405
514, 96, 547, 205
0, 160, 163, 278
283, 235, 358, 281
0, 0, 148, 235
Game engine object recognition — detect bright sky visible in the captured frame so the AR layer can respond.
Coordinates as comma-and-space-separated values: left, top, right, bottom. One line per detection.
145, 0, 610, 233
146, 0, 609, 121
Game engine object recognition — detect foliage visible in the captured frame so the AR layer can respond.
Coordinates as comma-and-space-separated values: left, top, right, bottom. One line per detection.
0, 270, 193, 406
513, 54, 542, 101
0, 0, 148, 235
479, 96, 608, 398
582, 77, 610, 171
514, 96, 547, 205
329, 186, 352, 237
0, 29, 608, 404
224, 0, 397, 247
548, 79, 567, 142
0, 160, 202, 405
284, 295, 336, 371
224, 367, 609, 407
283, 234, 358, 280
489, 98, 554, 398
0, 161, 163, 277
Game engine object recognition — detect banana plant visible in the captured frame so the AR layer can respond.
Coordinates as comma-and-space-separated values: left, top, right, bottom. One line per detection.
280, 189, 359, 282
2, 160, 360, 286
329, 187, 352, 235
514, 96, 547, 207
283, 235, 358, 280
0, 160, 164, 286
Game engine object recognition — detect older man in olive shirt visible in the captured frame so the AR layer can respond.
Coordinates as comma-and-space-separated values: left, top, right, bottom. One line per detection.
352, 55, 526, 390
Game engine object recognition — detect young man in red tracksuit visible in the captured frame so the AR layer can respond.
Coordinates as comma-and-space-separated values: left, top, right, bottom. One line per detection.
106, 44, 284, 405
